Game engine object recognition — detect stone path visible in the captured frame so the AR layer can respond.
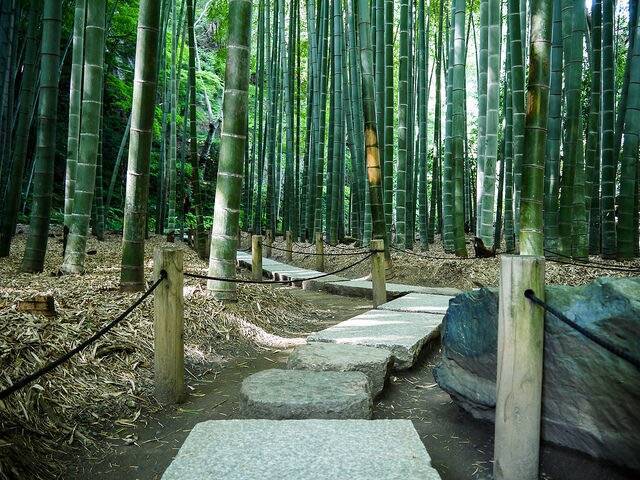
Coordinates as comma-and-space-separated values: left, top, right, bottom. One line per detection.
162, 251, 457, 479
236, 250, 461, 298
162, 420, 442, 480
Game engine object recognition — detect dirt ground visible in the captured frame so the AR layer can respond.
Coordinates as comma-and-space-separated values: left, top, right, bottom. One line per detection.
0, 231, 356, 479
72, 293, 636, 480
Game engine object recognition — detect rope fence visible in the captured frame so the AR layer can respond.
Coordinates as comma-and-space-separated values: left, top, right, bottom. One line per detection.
184, 251, 374, 284
524, 289, 640, 370
0, 272, 167, 401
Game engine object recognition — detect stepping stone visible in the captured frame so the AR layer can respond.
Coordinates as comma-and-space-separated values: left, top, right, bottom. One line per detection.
240, 369, 372, 419
379, 292, 453, 314
162, 419, 441, 480
308, 309, 443, 370
305, 278, 461, 300
287, 343, 392, 397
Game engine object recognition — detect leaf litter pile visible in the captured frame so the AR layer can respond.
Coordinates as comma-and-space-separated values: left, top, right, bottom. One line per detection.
270, 234, 640, 290
0, 230, 323, 479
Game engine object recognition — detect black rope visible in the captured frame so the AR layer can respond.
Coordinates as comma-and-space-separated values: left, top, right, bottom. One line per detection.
544, 249, 640, 273
185, 252, 374, 284
389, 244, 477, 261
0, 272, 167, 401
524, 289, 640, 371
267, 243, 370, 257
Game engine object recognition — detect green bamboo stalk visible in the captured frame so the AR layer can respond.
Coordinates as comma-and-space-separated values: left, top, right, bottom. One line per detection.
558, 0, 586, 257
62, 0, 106, 274
63, 0, 86, 231
357, 0, 388, 251
21, 0, 62, 273
329, 0, 344, 244
105, 114, 132, 211
544, 0, 562, 254
451, 0, 467, 257
519, 0, 552, 256
600, 0, 616, 257
167, 0, 179, 236
508, 0, 525, 240
617, 3, 640, 259
119, 0, 162, 290
0, 1, 40, 257
478, 0, 501, 249
476, 0, 489, 233
186, 0, 206, 258
396, 0, 409, 247
383, 0, 393, 241
207, 0, 252, 299
429, 0, 444, 244
418, 0, 429, 250
586, 0, 602, 254
503, 46, 515, 252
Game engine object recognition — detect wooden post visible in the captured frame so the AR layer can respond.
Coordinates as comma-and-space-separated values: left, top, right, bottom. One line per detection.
285, 230, 293, 261
370, 239, 387, 307
494, 255, 545, 480
265, 229, 273, 258
153, 247, 185, 405
315, 232, 324, 272
252, 235, 263, 281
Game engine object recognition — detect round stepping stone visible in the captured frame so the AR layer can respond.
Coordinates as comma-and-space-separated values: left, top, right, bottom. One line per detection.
287, 343, 391, 397
240, 369, 372, 420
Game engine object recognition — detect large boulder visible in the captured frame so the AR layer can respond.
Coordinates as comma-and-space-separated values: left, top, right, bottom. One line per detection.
433, 277, 640, 471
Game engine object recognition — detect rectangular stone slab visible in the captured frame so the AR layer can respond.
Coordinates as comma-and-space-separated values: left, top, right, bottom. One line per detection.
161, 419, 442, 480
308, 309, 443, 370
378, 292, 454, 314
305, 278, 461, 300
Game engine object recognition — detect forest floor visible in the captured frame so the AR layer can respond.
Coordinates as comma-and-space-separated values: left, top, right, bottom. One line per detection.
1, 230, 638, 479
0, 229, 358, 479
266, 234, 640, 290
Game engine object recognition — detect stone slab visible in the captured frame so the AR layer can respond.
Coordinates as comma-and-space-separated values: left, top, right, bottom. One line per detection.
305, 278, 461, 300
240, 369, 372, 419
161, 419, 442, 480
287, 343, 392, 397
378, 292, 453, 314
308, 309, 443, 370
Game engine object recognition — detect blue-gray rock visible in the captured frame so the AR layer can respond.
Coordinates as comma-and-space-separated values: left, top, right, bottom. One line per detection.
433, 277, 640, 471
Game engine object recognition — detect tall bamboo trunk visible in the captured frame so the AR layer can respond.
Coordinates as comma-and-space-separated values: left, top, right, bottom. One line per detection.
186, 0, 207, 258
0, 1, 40, 257
63, 0, 87, 235
544, 0, 563, 254
357, 0, 388, 252
119, 0, 162, 290
617, 3, 640, 259
207, 0, 252, 300
62, 0, 106, 274
21, 0, 62, 273
519, 0, 552, 256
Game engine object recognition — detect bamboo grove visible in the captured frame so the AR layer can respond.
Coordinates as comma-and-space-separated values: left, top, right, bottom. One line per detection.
243, 0, 640, 262
0, 0, 639, 288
